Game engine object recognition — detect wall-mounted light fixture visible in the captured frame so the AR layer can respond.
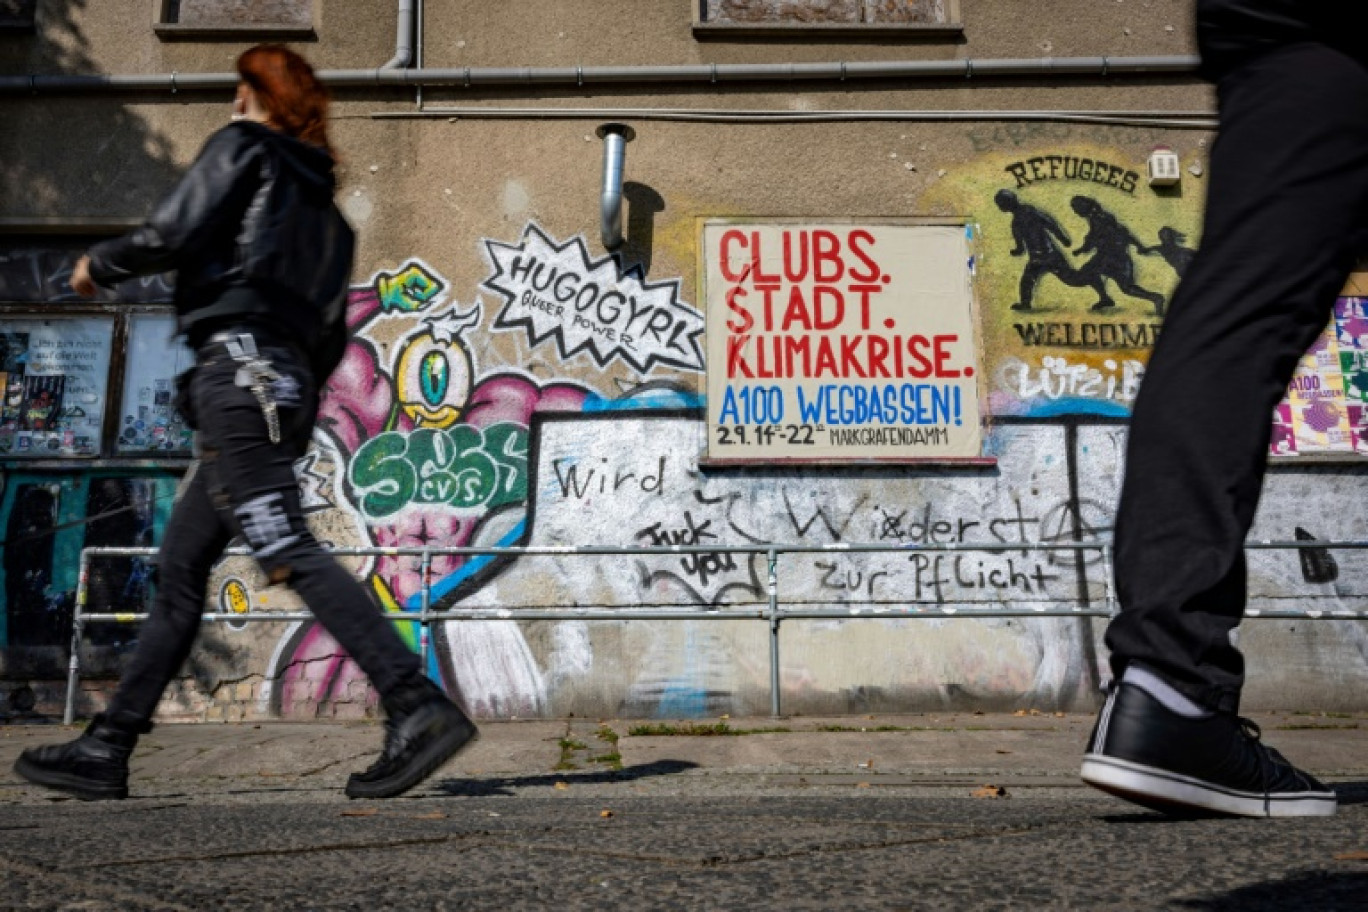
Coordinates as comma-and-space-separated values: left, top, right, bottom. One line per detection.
596, 122, 636, 250
1147, 145, 1181, 188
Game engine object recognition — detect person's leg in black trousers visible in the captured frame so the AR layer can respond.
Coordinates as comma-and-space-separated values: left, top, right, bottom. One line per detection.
105, 464, 233, 722
1081, 42, 1368, 817
184, 349, 427, 705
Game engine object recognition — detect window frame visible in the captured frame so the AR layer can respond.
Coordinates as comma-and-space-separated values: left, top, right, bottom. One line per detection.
154, 0, 317, 42
0, 303, 195, 468
692, 0, 963, 39
0, 0, 36, 32
0, 227, 194, 468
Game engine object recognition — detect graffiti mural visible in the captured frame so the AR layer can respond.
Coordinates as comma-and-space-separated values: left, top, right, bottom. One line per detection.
926, 146, 1202, 417
256, 224, 706, 719
930, 146, 1368, 448
449, 412, 1103, 714
82, 219, 1360, 723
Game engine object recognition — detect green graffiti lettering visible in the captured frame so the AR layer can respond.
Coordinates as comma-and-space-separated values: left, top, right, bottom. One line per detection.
350, 433, 417, 519
345, 422, 530, 521
407, 427, 458, 479
482, 422, 530, 506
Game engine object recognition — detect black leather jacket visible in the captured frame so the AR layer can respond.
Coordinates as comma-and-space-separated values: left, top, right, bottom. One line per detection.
88, 121, 354, 356
1198, 1, 1368, 79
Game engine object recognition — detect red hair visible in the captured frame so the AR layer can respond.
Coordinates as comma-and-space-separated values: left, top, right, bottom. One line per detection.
236, 44, 333, 158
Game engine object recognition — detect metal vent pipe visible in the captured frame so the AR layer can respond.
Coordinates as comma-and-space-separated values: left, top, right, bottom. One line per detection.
0, 55, 1201, 95
596, 123, 635, 250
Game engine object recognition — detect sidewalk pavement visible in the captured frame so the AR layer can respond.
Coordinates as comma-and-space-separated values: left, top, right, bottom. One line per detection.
1, 712, 1366, 909
5, 710, 1366, 797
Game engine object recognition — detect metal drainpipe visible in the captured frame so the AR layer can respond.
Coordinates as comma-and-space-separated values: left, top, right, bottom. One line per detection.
415, 0, 425, 108
0, 56, 1201, 95
596, 123, 635, 250
380, 0, 415, 71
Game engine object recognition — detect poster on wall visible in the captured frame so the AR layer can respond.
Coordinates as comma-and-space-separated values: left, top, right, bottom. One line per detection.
1272, 296, 1368, 458
701, 219, 984, 463
117, 314, 195, 454
0, 319, 113, 458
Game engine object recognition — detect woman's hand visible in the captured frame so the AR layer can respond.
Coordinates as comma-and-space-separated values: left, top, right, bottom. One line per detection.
70, 255, 98, 298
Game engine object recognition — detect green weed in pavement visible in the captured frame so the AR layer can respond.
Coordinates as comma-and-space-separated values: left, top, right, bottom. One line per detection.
627, 722, 792, 737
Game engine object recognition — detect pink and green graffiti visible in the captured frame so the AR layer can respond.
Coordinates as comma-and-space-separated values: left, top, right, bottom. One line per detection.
271, 269, 590, 717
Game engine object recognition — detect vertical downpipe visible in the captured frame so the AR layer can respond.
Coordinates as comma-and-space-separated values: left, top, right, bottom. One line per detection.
768, 548, 782, 718
414, 0, 425, 109
380, 0, 415, 70
596, 123, 636, 250
64, 549, 91, 725
1101, 543, 1118, 617
419, 549, 432, 676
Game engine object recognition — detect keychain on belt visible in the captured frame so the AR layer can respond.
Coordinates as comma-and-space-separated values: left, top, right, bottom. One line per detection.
222, 333, 284, 445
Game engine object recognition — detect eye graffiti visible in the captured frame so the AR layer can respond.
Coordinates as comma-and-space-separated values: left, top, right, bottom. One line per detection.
393, 304, 482, 428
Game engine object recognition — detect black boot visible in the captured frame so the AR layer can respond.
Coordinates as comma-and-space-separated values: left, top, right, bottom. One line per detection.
13, 712, 148, 801
345, 677, 478, 800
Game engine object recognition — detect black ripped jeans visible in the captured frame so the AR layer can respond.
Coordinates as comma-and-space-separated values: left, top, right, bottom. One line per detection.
106, 331, 422, 724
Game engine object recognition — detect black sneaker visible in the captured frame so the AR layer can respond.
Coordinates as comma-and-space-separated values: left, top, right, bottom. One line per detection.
1081, 682, 1337, 818
13, 714, 142, 801
345, 680, 478, 800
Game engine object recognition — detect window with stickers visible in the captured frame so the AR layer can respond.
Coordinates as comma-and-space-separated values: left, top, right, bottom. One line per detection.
0, 239, 194, 461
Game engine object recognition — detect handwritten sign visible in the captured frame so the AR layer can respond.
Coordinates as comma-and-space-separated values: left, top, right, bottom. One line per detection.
702, 220, 983, 463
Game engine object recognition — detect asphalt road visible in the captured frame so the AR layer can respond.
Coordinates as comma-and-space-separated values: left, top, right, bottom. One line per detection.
1, 714, 1365, 910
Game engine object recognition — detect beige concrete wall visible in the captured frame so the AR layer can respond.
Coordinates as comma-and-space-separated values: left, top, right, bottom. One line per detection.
3, 1, 1367, 722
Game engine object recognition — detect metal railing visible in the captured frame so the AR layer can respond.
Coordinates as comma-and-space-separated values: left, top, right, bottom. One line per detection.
64, 539, 1368, 724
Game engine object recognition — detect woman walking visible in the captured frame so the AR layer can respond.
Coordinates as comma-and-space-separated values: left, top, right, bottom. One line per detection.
14, 45, 476, 801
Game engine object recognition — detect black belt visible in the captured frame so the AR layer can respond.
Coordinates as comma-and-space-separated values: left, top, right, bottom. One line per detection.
196, 329, 303, 366
195, 331, 290, 444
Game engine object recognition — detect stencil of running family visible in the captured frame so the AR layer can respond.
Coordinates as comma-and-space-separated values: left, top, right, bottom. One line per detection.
995, 190, 1194, 317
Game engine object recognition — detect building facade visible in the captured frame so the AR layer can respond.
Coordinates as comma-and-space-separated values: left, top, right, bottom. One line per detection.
1, 0, 1366, 722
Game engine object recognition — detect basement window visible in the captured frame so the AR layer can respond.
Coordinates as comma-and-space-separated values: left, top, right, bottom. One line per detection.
0, 0, 36, 32
156, 0, 316, 41
694, 0, 962, 37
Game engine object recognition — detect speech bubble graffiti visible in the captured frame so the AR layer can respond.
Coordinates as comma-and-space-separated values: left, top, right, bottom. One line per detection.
483, 223, 705, 374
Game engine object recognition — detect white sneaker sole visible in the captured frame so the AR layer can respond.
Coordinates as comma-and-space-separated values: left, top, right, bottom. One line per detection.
1081, 754, 1338, 818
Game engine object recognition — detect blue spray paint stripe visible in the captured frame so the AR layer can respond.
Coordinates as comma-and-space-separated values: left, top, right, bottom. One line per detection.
583, 392, 705, 412
1017, 398, 1131, 418
655, 624, 708, 718
405, 518, 529, 610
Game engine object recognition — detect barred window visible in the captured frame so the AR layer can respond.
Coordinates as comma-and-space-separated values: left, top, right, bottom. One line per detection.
158, 0, 314, 39
696, 0, 960, 34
